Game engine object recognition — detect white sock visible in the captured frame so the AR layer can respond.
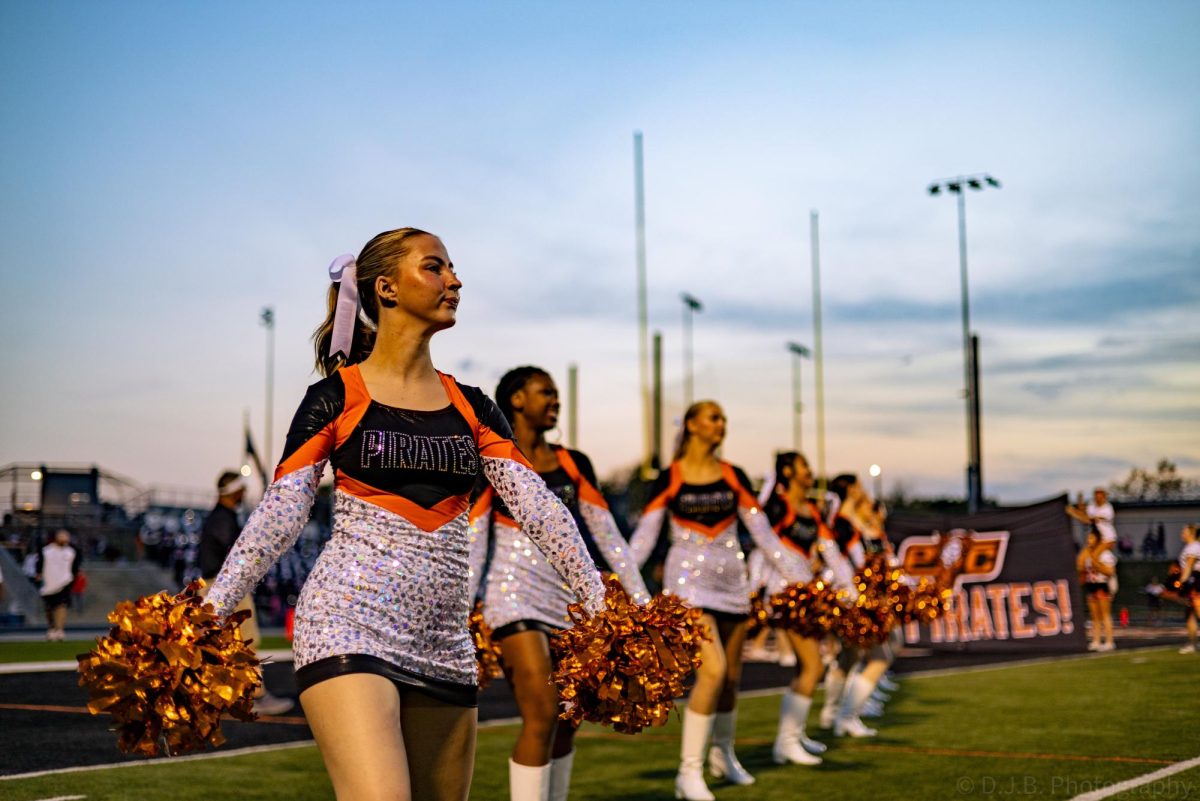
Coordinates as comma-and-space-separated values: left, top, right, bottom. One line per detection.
509, 758, 550, 801
548, 750, 574, 801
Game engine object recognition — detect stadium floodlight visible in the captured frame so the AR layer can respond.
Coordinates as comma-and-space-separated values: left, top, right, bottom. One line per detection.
786, 342, 811, 452
30, 470, 43, 481
926, 173, 1002, 513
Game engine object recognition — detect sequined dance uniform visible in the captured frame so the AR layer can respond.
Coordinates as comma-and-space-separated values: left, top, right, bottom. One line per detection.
468, 446, 647, 637
206, 365, 606, 706
759, 491, 830, 597
628, 462, 799, 617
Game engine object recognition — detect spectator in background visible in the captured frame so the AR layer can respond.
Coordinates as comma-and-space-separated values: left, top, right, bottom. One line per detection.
1142, 527, 1157, 560
199, 470, 294, 716
36, 528, 80, 641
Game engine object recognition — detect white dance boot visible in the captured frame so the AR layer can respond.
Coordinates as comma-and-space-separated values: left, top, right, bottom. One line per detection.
818, 665, 845, 729
834, 674, 878, 737
548, 750, 574, 801
675, 709, 715, 801
708, 710, 755, 785
773, 690, 823, 765
509, 758, 551, 801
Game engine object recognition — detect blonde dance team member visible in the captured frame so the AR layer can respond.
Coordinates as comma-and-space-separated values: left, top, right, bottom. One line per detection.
629, 401, 805, 801
205, 229, 609, 801
469, 366, 648, 801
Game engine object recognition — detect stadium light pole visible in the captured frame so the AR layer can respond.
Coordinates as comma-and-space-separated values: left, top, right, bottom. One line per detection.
786, 342, 811, 452
260, 307, 275, 478
869, 463, 882, 501
681, 293, 703, 408
927, 173, 1000, 513
633, 132, 654, 479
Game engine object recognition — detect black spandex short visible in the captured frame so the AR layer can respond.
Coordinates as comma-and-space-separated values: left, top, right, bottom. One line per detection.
1083, 582, 1111, 599
294, 654, 477, 708
701, 608, 752, 624
492, 619, 563, 641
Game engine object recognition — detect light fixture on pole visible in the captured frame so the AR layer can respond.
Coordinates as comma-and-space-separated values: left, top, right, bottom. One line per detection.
927, 173, 1000, 513
680, 292, 703, 408
786, 342, 811, 452
868, 463, 882, 501
260, 307, 276, 476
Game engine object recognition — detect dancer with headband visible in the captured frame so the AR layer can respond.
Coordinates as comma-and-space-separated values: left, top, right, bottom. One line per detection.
204, 229, 608, 801
468, 366, 648, 801
629, 401, 807, 801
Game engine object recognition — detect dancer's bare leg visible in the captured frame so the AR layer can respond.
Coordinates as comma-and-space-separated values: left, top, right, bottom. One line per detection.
401, 689, 477, 801
300, 673, 411, 801
499, 630, 560, 766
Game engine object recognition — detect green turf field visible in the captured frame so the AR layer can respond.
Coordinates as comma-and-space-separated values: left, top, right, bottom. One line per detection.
2, 647, 1197, 800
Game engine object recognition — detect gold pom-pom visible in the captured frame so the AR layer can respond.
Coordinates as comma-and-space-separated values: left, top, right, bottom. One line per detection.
767, 580, 848, 639
746, 592, 771, 636
898, 578, 953, 625
837, 555, 902, 647
76, 580, 261, 756
469, 603, 504, 689
552, 576, 709, 735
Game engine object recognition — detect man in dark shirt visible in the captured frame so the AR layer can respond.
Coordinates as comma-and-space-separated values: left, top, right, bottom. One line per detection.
200, 472, 245, 581
200, 471, 293, 716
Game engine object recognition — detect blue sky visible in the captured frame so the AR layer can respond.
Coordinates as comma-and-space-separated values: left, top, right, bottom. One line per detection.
1, 1, 1197, 502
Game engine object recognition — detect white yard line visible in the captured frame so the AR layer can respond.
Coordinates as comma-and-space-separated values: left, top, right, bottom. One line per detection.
27, 795, 87, 800
0, 741, 314, 782
0, 650, 294, 675
1070, 754, 1200, 800
0, 645, 1174, 783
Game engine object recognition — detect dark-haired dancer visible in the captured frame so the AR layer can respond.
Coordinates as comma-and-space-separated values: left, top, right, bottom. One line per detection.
629, 401, 805, 801
205, 229, 608, 801
761, 452, 853, 764
819, 473, 890, 738
469, 366, 648, 801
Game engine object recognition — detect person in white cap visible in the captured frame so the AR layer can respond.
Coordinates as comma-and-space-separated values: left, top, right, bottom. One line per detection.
200, 470, 294, 716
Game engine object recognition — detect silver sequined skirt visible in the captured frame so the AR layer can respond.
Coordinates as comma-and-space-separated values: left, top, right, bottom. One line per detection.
482, 520, 573, 632
661, 524, 752, 615
292, 491, 477, 688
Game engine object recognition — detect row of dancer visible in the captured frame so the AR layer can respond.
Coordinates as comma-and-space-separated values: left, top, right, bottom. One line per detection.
470, 376, 906, 800
194, 227, 906, 801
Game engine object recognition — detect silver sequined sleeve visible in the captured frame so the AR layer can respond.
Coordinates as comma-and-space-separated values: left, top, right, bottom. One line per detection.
819, 538, 859, 600
738, 504, 811, 586
466, 495, 492, 603
206, 463, 325, 616
578, 500, 649, 604
629, 505, 667, 568
482, 457, 606, 616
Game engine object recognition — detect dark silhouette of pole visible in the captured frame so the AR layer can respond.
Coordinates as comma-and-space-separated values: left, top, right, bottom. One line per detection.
928, 174, 1000, 512
787, 342, 811, 452
681, 293, 703, 408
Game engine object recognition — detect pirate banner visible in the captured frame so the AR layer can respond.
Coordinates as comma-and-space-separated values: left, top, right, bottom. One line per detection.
887, 495, 1088, 652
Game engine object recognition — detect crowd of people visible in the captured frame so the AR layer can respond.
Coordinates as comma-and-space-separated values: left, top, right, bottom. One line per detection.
70, 228, 1200, 800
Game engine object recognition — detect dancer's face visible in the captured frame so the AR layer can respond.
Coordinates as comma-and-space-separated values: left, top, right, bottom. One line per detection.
688, 403, 726, 449
791, 456, 813, 492
377, 234, 462, 331
513, 374, 560, 432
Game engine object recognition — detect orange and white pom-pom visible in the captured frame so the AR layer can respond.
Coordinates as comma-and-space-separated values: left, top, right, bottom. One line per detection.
552, 576, 709, 735
768, 580, 849, 639
76, 580, 260, 756
468, 603, 505, 689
